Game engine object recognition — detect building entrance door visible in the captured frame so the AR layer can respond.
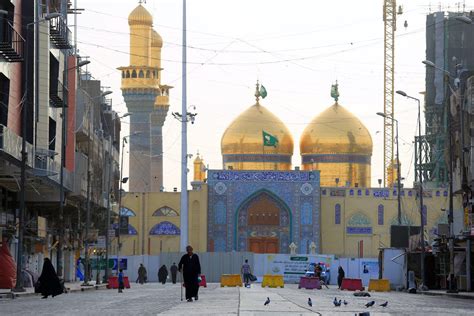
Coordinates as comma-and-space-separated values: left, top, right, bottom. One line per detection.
248, 237, 279, 253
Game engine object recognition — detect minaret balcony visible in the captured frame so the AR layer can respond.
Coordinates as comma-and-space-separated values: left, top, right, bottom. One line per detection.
49, 15, 72, 49
0, 21, 25, 62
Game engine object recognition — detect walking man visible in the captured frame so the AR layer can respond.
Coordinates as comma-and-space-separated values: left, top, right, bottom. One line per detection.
178, 245, 201, 302
170, 262, 178, 284
241, 259, 252, 288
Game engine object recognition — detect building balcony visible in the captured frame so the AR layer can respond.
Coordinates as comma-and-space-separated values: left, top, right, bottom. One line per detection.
33, 153, 73, 191
0, 21, 25, 62
49, 15, 72, 49
50, 81, 68, 108
70, 152, 88, 200
0, 124, 34, 167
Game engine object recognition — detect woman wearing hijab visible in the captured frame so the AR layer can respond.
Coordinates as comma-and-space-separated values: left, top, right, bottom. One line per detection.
36, 258, 63, 299
337, 266, 345, 289
158, 265, 168, 284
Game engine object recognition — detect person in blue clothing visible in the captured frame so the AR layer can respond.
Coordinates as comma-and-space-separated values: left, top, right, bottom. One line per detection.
118, 269, 124, 293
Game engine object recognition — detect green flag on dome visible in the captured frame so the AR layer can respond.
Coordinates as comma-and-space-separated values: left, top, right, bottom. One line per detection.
262, 131, 278, 147
330, 81, 339, 102
259, 85, 268, 99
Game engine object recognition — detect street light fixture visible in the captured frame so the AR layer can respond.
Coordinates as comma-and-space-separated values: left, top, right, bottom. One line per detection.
104, 112, 131, 282
376, 112, 402, 226
116, 132, 141, 275
82, 91, 113, 286
396, 89, 426, 290
13, 11, 69, 293
423, 59, 459, 293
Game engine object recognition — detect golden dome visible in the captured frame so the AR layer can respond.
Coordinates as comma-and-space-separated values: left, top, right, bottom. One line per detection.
300, 102, 373, 187
128, 5, 153, 26
151, 29, 163, 48
221, 102, 294, 170
300, 102, 372, 155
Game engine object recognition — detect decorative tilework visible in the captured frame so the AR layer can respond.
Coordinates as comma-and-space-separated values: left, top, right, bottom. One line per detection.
207, 170, 321, 254
378, 204, 384, 225
348, 213, 371, 226
214, 201, 226, 224
120, 207, 136, 217
335, 204, 341, 225
149, 221, 180, 235
112, 223, 138, 235
301, 202, 312, 225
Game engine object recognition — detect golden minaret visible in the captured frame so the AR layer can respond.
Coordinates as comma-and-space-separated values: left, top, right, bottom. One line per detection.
118, 3, 171, 192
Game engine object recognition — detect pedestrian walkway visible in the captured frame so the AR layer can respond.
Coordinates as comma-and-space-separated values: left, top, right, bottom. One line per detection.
0, 281, 107, 299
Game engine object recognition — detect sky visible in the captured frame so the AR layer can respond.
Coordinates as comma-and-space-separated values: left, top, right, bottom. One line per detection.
74, 0, 474, 191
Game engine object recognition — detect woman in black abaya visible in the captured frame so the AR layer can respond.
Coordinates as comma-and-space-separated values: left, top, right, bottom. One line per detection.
36, 258, 63, 298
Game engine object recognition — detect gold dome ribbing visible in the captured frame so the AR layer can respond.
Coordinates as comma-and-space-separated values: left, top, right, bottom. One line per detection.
300, 102, 372, 187
221, 102, 294, 170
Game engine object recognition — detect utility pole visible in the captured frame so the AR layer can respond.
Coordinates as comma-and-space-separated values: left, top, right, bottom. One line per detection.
179, 0, 188, 252
396, 91, 426, 289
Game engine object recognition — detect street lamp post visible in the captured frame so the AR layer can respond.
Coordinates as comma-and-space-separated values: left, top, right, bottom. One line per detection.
377, 112, 402, 225
423, 59, 459, 293
13, 12, 61, 293
82, 90, 112, 286
104, 113, 130, 282
57, 59, 90, 279
116, 132, 140, 275
396, 90, 426, 289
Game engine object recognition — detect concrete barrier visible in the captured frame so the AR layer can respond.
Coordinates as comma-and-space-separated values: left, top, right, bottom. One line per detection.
220, 274, 242, 287
262, 275, 284, 288
340, 278, 364, 291
368, 279, 390, 292
298, 276, 321, 289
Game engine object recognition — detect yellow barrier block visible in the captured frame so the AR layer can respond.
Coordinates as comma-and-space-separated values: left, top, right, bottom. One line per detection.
262, 274, 284, 288
220, 274, 242, 287
368, 279, 391, 292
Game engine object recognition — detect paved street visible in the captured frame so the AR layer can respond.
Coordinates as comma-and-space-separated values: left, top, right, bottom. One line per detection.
1, 283, 474, 315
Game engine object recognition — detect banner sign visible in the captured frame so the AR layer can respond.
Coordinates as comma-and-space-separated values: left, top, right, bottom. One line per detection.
263, 254, 334, 283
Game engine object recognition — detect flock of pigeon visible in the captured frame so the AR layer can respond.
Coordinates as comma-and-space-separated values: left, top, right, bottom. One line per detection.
263, 296, 388, 309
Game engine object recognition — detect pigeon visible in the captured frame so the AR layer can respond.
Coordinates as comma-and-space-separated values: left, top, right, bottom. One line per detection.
333, 297, 338, 306
333, 297, 342, 307
365, 301, 375, 308
343, 300, 348, 306
264, 297, 270, 306
358, 312, 371, 316
380, 301, 388, 307
308, 297, 312, 307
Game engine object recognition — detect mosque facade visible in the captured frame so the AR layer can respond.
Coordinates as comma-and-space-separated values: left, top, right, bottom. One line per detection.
117, 4, 458, 258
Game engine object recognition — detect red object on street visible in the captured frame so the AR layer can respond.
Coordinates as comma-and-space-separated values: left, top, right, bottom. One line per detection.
107, 276, 131, 289
298, 277, 321, 290
199, 275, 207, 287
340, 278, 364, 291
0, 239, 16, 289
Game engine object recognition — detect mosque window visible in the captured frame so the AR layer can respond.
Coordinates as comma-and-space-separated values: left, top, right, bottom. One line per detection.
138, 70, 144, 78
422, 205, 427, 225
350, 189, 354, 196
335, 204, 341, 224
149, 221, 180, 235
112, 223, 138, 235
322, 189, 326, 196
214, 201, 226, 225
119, 207, 136, 217
443, 191, 448, 197
357, 189, 362, 196
365, 189, 370, 196
126, 71, 130, 78
436, 191, 440, 197
378, 204, 384, 225
146, 70, 151, 78
153, 206, 179, 216
301, 202, 312, 225
408, 191, 413, 197
131, 70, 137, 78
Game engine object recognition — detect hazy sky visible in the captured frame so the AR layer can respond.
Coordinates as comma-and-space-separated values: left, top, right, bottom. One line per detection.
75, 0, 474, 190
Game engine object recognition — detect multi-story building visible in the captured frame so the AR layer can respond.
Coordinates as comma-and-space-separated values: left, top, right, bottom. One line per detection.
0, 0, 121, 283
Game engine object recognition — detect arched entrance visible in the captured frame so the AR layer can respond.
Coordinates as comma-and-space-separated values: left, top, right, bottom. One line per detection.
235, 190, 291, 253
